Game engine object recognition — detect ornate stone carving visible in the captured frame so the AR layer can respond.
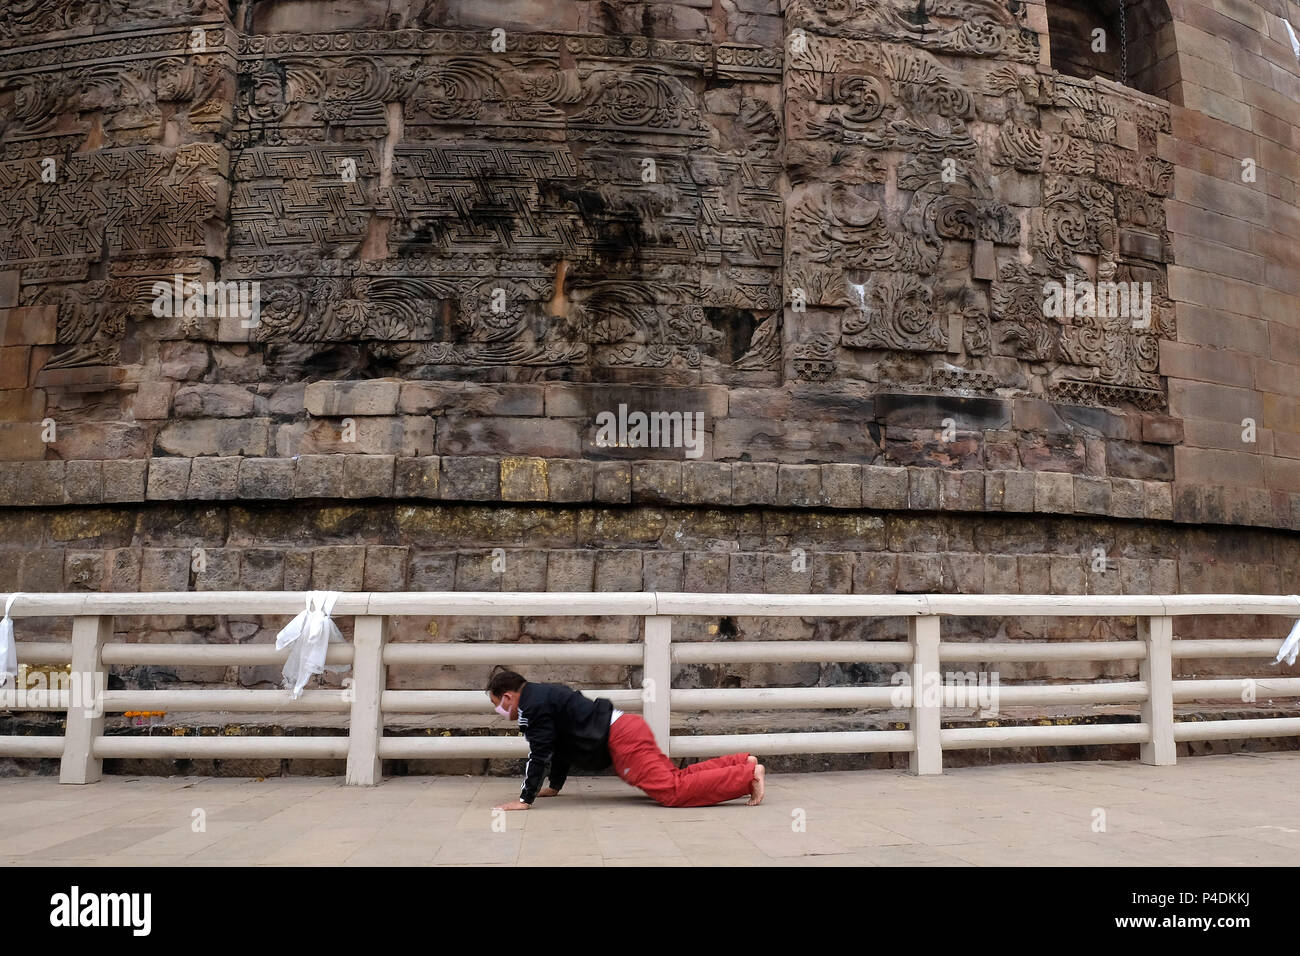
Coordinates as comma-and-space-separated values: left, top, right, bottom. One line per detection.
842, 273, 943, 352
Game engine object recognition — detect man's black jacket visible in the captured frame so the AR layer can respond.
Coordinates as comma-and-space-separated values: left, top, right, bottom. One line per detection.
515, 682, 614, 804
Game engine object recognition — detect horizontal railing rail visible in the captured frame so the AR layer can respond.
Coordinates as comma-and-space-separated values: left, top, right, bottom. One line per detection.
0, 591, 1296, 784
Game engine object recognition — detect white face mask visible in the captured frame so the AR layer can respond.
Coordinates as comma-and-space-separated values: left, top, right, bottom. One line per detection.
494, 699, 512, 719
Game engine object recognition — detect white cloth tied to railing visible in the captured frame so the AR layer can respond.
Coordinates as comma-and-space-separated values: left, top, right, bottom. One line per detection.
1276, 595, 1300, 667
0, 593, 17, 687
275, 590, 346, 699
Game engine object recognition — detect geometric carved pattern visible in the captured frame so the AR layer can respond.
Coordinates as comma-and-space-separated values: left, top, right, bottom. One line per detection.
0, 7, 1171, 405
785, 0, 1174, 409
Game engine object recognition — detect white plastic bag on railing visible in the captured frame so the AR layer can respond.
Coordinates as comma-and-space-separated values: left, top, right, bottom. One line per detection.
275, 591, 344, 699
1276, 596, 1300, 667
0, 593, 17, 687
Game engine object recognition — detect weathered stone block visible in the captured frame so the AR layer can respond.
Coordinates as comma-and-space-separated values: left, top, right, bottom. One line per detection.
1073, 476, 1111, 515
196, 549, 241, 591
1144, 481, 1174, 521
1110, 477, 1146, 518
1120, 558, 1152, 595
65, 460, 103, 504
157, 419, 270, 457
632, 461, 682, 504
729, 553, 763, 592
146, 458, 191, 501
595, 550, 643, 592
1151, 558, 1177, 593
763, 552, 812, 594
1106, 440, 1174, 481
439, 457, 499, 500
343, 455, 395, 498
501, 550, 547, 591
363, 546, 408, 591
295, 455, 346, 498
985, 554, 1019, 593
546, 459, 594, 503
241, 549, 284, 590
303, 416, 437, 457
394, 457, 440, 498
852, 548, 894, 595
547, 550, 595, 591
103, 459, 147, 502
898, 554, 942, 592
403, 383, 545, 417
732, 462, 778, 506
682, 461, 732, 505
501, 457, 549, 501
187, 456, 241, 500
1018, 555, 1052, 593
19, 550, 62, 590
131, 382, 174, 420
862, 466, 908, 510
942, 553, 985, 593
819, 464, 861, 508
1087, 562, 1122, 595
594, 462, 631, 504
0, 306, 56, 346
238, 458, 294, 499
940, 470, 983, 510
777, 464, 822, 507
410, 552, 456, 591
810, 552, 854, 593
1049, 555, 1086, 594
173, 384, 255, 418
1033, 471, 1074, 512
106, 548, 141, 590
141, 548, 190, 591
65, 551, 104, 591
50, 423, 150, 461
983, 471, 1005, 510
643, 551, 685, 591
311, 546, 366, 590
453, 551, 499, 591
683, 552, 730, 592
283, 551, 313, 591
439, 416, 579, 457
305, 379, 401, 416
907, 468, 940, 510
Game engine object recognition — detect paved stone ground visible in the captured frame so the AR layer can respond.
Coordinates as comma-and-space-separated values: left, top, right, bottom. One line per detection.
2, 752, 1298, 866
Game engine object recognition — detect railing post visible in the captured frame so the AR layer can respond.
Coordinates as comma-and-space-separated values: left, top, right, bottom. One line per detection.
60, 614, 110, 784
909, 614, 942, 775
643, 615, 672, 756
346, 614, 388, 786
1140, 615, 1175, 766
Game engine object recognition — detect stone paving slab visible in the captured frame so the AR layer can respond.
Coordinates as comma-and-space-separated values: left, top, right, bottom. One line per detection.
2, 753, 1298, 866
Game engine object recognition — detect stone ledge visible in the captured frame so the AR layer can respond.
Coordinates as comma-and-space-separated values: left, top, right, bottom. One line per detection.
0, 456, 1296, 532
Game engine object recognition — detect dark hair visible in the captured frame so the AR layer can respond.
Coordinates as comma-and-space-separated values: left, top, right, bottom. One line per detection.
486, 665, 525, 697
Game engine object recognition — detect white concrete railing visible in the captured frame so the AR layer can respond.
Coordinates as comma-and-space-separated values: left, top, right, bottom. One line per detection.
1, 592, 1298, 785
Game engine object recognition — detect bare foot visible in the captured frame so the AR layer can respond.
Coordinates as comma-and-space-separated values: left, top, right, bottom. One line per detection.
747, 764, 765, 806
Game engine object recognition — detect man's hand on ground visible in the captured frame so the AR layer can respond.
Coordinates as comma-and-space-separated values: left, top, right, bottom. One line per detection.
539, 787, 560, 797
492, 800, 530, 811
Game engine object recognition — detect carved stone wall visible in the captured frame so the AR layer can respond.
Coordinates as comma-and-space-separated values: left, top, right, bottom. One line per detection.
1, 0, 1298, 775
0, 1, 1296, 631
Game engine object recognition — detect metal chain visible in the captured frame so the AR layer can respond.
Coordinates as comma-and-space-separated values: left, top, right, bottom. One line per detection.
1117, 0, 1129, 86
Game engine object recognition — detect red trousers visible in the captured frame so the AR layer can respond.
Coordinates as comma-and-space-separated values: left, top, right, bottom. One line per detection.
607, 714, 754, 807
